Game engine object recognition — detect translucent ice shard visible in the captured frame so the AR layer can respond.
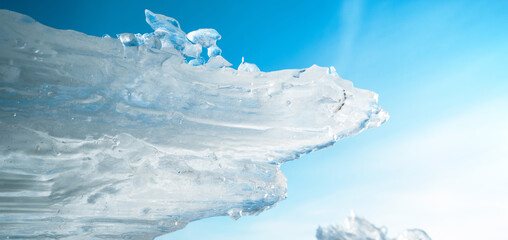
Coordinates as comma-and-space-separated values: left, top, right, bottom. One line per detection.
144, 9, 222, 62
316, 212, 431, 240
0, 9, 388, 240
145, 9, 183, 46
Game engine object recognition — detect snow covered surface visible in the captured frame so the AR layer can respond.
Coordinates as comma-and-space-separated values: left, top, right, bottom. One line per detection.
0, 9, 387, 239
316, 212, 431, 240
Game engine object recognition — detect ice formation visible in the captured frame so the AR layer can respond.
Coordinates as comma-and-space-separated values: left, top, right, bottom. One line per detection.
0, 9, 388, 239
316, 212, 431, 240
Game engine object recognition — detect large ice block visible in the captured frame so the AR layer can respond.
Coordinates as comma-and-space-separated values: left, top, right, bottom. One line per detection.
0, 9, 388, 239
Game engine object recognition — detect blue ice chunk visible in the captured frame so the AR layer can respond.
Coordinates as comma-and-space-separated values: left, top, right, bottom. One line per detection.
146, 9, 188, 52
145, 9, 180, 31
187, 29, 222, 59
207, 45, 222, 57
144, 10, 221, 62
118, 33, 139, 47
187, 29, 221, 48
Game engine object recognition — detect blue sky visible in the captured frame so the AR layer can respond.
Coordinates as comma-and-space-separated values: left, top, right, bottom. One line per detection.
2, 0, 507, 239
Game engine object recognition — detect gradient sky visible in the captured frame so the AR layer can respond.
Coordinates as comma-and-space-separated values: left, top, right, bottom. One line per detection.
2, 0, 507, 239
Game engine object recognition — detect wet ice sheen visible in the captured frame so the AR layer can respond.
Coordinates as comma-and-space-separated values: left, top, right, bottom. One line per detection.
0, 9, 388, 239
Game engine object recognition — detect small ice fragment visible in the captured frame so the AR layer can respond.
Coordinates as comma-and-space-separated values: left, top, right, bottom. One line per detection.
227, 209, 243, 221
102, 34, 111, 38
207, 45, 222, 57
118, 33, 139, 47
328, 66, 339, 77
187, 29, 221, 48
238, 57, 260, 72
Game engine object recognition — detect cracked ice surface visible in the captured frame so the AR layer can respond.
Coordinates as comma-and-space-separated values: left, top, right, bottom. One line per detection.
316, 212, 431, 240
0, 9, 388, 239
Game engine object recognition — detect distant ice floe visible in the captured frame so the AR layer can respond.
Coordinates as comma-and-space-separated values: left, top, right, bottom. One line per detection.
0, 9, 388, 239
316, 212, 431, 240
238, 57, 261, 72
